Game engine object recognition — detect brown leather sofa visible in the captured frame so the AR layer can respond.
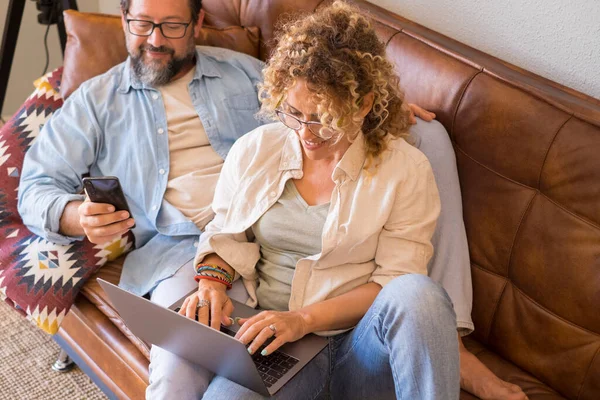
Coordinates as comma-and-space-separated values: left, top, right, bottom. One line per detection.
53, 1, 600, 399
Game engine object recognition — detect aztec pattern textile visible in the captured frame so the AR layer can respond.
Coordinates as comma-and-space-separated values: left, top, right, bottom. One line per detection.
0, 68, 133, 334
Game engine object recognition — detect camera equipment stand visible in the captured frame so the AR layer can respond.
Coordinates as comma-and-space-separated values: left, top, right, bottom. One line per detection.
0, 0, 78, 118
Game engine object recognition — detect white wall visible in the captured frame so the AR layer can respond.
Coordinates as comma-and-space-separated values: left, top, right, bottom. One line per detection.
0, 0, 99, 118
372, 0, 600, 100
98, 1, 120, 15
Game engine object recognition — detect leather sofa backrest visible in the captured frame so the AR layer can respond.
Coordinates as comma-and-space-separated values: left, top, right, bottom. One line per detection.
354, 3, 600, 399
201, 0, 325, 60
370, 7, 599, 400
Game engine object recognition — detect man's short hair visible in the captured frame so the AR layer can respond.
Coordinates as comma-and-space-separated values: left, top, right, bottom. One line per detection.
120, 0, 203, 24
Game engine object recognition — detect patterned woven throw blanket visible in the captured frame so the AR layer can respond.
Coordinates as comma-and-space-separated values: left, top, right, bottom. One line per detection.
0, 68, 132, 334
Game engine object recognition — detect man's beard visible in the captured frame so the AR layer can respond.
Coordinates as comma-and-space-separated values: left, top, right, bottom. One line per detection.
128, 38, 195, 87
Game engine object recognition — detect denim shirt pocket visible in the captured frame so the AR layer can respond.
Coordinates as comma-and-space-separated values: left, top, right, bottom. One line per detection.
224, 92, 261, 111
218, 92, 262, 156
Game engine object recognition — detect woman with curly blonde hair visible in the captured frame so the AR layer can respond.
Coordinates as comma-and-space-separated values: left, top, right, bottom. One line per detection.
258, 1, 413, 169
179, 1, 459, 398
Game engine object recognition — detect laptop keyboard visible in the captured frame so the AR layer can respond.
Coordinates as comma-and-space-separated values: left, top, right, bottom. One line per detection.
221, 327, 299, 388
173, 307, 299, 388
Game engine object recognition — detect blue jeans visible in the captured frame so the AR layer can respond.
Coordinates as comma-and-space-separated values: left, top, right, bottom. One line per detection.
196, 274, 459, 399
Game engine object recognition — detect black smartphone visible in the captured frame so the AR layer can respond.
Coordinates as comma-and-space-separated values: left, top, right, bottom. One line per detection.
82, 176, 135, 228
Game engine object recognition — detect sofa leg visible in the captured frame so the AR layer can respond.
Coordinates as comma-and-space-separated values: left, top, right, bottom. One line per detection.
52, 349, 75, 373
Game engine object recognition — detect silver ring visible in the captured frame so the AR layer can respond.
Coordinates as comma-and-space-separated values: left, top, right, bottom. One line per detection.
268, 324, 276, 334
196, 299, 210, 309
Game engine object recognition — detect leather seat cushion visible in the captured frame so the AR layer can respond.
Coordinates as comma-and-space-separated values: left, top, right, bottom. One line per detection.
80, 259, 151, 360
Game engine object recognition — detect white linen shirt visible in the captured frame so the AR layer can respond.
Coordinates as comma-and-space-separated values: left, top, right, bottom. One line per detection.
194, 122, 441, 332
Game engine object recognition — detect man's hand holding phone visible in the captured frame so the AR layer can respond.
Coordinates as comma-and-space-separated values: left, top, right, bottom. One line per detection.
78, 176, 136, 245
77, 199, 135, 245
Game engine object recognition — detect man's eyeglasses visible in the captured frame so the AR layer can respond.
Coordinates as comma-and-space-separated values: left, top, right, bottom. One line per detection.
125, 14, 192, 39
275, 110, 335, 140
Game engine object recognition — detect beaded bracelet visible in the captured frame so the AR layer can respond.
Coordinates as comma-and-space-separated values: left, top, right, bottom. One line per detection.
197, 272, 232, 288
196, 263, 234, 278
196, 269, 232, 284
194, 273, 233, 289
196, 265, 233, 282
195, 268, 233, 288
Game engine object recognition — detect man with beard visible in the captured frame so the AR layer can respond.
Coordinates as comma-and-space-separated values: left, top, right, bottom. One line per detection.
18, 0, 527, 399
19, 0, 264, 300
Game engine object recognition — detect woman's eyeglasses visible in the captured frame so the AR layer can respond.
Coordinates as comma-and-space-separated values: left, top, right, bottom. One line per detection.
275, 110, 334, 140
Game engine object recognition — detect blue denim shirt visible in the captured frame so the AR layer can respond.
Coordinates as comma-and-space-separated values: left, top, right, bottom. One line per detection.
18, 46, 265, 296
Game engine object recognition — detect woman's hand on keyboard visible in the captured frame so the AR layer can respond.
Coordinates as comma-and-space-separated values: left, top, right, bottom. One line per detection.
235, 310, 309, 356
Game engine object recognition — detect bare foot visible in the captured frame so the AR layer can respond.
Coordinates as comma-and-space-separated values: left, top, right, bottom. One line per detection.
459, 336, 528, 400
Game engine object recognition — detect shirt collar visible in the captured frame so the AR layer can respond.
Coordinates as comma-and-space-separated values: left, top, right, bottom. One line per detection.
334, 131, 366, 181
118, 47, 222, 93
279, 127, 367, 182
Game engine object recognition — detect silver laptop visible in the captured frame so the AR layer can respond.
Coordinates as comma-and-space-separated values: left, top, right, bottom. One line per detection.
98, 279, 328, 396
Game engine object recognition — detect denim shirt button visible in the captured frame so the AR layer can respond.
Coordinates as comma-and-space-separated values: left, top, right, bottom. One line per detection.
159, 169, 166, 175
152, 94, 159, 100
152, 205, 158, 211
157, 128, 164, 134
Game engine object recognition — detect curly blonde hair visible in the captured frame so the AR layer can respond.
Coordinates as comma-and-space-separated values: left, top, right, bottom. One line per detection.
259, 1, 411, 164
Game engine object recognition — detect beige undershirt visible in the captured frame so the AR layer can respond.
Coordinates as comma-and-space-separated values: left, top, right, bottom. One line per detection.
159, 67, 223, 230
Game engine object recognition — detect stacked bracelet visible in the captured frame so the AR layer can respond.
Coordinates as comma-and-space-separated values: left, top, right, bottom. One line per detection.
196, 265, 233, 281
194, 274, 233, 289
194, 263, 233, 289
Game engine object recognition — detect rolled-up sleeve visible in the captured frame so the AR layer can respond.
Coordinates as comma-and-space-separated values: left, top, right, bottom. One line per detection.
18, 89, 100, 244
370, 159, 441, 288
